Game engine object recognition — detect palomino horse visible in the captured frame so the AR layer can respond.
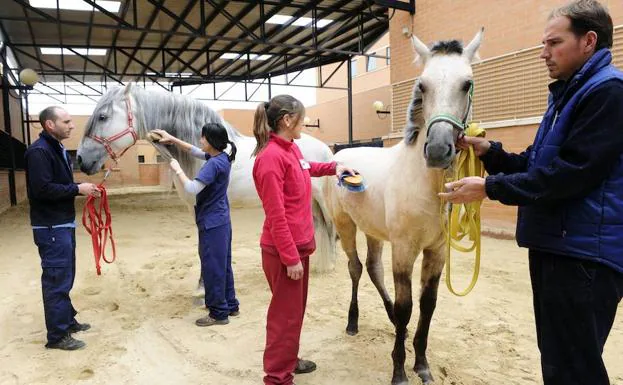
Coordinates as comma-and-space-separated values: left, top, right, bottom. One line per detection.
323, 30, 484, 384
76, 84, 337, 273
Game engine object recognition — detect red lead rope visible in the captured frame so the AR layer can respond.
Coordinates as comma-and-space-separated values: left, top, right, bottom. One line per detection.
82, 184, 116, 275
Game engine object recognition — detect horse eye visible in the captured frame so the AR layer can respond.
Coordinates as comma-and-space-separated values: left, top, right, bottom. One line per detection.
98, 114, 107, 121
462, 80, 472, 92
418, 82, 426, 93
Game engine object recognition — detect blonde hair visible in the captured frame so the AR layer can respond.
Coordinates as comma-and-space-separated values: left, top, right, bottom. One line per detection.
252, 95, 305, 156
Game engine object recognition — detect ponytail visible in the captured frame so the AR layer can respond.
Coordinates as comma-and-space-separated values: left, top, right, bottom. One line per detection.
252, 102, 271, 157
227, 140, 237, 162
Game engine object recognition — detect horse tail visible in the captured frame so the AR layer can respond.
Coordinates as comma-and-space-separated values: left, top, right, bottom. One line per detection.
311, 180, 337, 273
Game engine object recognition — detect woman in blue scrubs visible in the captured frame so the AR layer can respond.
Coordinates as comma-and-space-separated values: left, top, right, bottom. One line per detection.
153, 123, 239, 326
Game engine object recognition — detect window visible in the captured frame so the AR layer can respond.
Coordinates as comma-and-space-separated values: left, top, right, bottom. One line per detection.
138, 155, 145, 163
66, 150, 79, 170
386, 47, 390, 65
350, 60, 357, 78
156, 155, 164, 163
366, 53, 377, 72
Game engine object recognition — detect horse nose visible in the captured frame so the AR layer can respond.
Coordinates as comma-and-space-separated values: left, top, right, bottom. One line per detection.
425, 142, 453, 168
425, 142, 452, 158
77, 155, 83, 167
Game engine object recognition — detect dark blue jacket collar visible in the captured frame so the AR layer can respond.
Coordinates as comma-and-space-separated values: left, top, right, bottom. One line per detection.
39, 130, 63, 151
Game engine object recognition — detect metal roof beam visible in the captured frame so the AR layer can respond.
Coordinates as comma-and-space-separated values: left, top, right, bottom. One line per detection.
82, 11, 95, 83
372, 0, 415, 14
134, 0, 202, 81
205, 0, 260, 40
209, 0, 327, 78
21, 7, 46, 82
155, 0, 229, 79
0, 15, 385, 58
81, 0, 134, 28
101, 0, 133, 84
174, 1, 258, 75
119, 0, 165, 82
143, 0, 199, 35
10, 46, 104, 95
234, 0, 375, 79
227, 0, 352, 14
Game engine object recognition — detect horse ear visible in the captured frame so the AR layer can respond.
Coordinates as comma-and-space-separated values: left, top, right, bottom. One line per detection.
463, 27, 484, 63
124, 82, 133, 96
404, 78, 424, 145
411, 34, 430, 64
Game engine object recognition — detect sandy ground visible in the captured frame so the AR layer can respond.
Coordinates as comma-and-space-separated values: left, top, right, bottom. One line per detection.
0, 191, 621, 385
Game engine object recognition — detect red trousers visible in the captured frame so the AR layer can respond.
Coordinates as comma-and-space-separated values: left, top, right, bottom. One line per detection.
262, 248, 310, 385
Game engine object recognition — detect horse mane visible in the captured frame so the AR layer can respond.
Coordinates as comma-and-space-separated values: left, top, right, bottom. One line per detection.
403, 78, 424, 145
430, 40, 463, 56
132, 85, 245, 176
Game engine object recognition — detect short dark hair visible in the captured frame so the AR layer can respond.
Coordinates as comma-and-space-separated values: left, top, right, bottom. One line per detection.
550, 0, 613, 50
38, 106, 60, 129
201, 122, 237, 162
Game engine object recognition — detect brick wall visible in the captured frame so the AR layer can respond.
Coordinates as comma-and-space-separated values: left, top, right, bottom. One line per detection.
390, 0, 623, 85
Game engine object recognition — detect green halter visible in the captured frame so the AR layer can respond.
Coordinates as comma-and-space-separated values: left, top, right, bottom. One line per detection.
426, 80, 474, 134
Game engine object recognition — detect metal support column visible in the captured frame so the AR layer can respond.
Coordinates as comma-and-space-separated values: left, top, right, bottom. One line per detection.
268, 75, 272, 100
346, 57, 353, 145
1, 47, 17, 206
25, 91, 31, 146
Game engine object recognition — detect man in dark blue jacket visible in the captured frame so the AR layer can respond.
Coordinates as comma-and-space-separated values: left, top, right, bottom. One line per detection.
439, 1, 623, 384
25, 106, 100, 350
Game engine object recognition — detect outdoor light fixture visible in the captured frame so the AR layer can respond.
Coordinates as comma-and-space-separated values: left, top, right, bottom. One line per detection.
19, 68, 39, 87
303, 116, 320, 129
373, 100, 391, 119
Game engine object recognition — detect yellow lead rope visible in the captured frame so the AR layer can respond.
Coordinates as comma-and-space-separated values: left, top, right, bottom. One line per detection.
442, 122, 486, 296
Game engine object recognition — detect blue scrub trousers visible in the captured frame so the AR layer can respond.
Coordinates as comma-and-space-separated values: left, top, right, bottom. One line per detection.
33, 227, 79, 344
198, 222, 239, 320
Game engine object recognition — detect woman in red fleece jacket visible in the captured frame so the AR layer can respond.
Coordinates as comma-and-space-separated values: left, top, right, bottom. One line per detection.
252, 94, 352, 385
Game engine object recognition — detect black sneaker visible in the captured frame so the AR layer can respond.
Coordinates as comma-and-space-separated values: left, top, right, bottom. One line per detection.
68, 322, 91, 333
45, 335, 86, 351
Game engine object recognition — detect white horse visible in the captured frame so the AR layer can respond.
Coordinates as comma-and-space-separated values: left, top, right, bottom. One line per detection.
323, 30, 484, 384
76, 84, 337, 273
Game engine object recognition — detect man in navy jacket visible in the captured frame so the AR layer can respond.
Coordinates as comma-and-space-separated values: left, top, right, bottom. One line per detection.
440, 1, 623, 384
25, 106, 100, 350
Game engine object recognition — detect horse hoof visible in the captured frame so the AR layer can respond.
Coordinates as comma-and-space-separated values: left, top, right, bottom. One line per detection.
391, 380, 408, 385
416, 368, 434, 384
345, 327, 358, 336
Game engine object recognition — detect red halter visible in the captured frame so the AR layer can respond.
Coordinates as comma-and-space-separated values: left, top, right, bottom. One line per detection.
88, 98, 139, 162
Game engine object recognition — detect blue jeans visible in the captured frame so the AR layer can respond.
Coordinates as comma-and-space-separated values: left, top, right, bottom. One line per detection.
198, 223, 239, 320
33, 227, 79, 344
529, 250, 623, 385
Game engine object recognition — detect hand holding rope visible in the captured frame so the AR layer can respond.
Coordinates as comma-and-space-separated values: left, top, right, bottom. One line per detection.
438, 122, 486, 296
82, 169, 117, 275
